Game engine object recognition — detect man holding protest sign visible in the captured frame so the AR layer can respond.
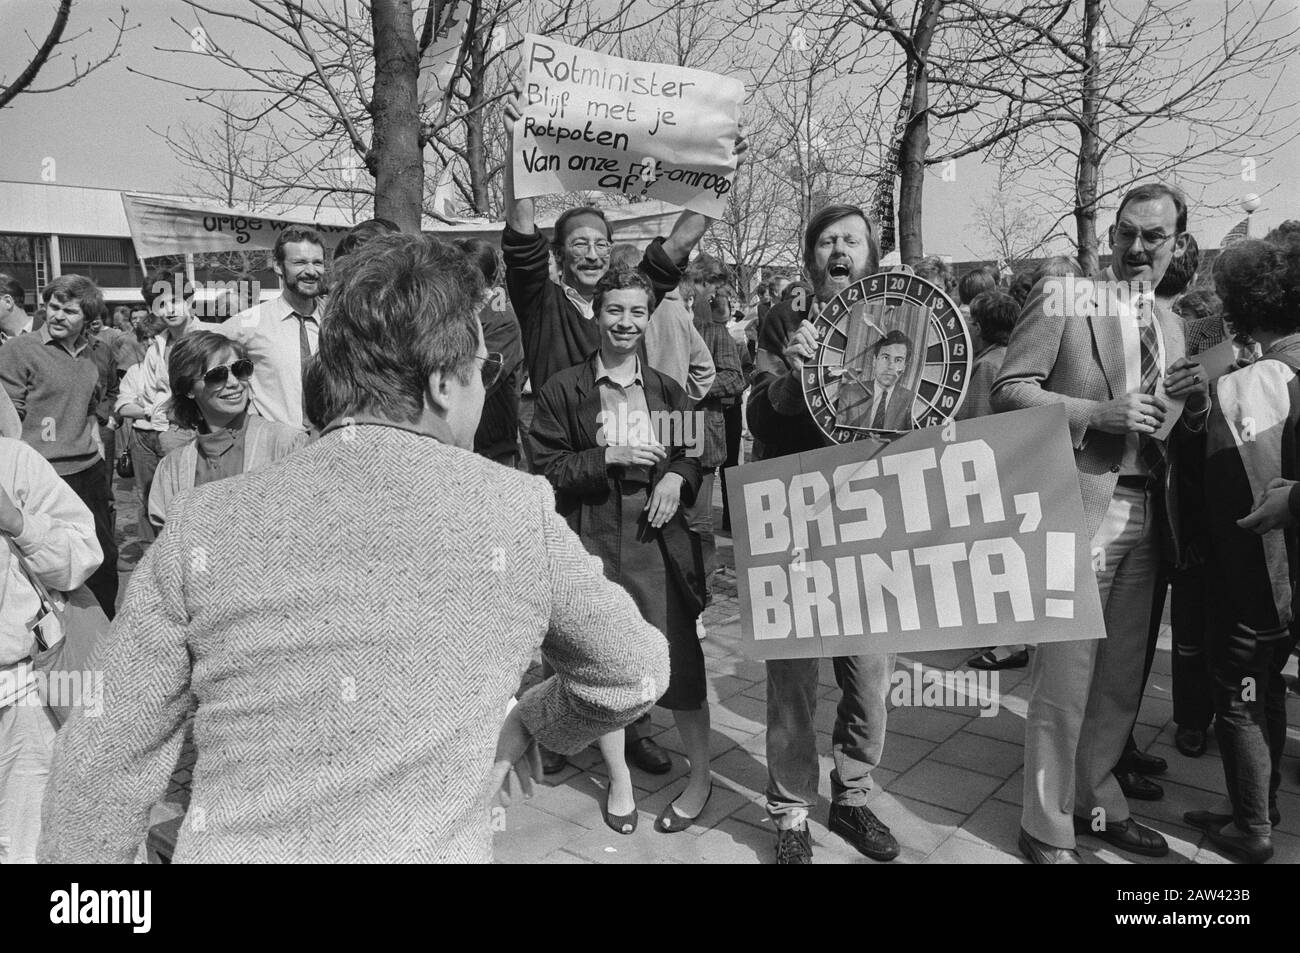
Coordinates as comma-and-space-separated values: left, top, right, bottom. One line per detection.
992, 183, 1210, 863
501, 76, 743, 776
745, 204, 900, 864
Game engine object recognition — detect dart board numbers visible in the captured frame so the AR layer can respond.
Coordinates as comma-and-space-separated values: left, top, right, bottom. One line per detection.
801, 271, 973, 445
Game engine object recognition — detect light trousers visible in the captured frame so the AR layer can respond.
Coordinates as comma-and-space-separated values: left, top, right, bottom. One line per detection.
1021, 484, 1157, 848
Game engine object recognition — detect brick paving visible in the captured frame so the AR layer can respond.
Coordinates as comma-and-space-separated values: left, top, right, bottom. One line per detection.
108, 463, 1300, 865
492, 479, 1300, 865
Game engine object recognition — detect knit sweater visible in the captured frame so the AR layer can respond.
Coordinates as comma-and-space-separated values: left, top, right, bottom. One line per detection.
0, 329, 118, 475
38, 424, 670, 863
502, 224, 681, 393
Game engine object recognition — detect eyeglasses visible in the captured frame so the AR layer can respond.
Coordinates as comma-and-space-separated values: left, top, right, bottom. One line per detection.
474, 352, 504, 389
1113, 225, 1179, 250
565, 239, 612, 256
202, 359, 254, 387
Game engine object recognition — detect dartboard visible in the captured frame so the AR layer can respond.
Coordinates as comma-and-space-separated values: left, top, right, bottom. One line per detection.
801, 271, 973, 444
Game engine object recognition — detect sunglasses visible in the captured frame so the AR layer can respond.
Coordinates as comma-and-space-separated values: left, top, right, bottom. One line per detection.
474, 352, 504, 389
202, 359, 255, 387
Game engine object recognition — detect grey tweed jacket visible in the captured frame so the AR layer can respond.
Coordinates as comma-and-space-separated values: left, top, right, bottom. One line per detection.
992, 273, 1207, 544
38, 423, 669, 863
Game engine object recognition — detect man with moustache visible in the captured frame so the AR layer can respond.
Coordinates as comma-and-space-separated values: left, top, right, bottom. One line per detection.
220, 227, 326, 431
0, 275, 119, 617
746, 204, 900, 864
499, 98, 740, 777
992, 183, 1210, 863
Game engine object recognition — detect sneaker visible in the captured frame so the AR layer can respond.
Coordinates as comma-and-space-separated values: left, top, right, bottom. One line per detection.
696, 618, 707, 641
775, 823, 813, 864
828, 803, 900, 861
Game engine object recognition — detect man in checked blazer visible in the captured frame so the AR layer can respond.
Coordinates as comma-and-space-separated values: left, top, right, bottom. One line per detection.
992, 183, 1211, 863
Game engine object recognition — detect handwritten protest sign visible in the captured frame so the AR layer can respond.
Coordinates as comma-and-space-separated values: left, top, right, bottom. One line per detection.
512, 34, 744, 216
725, 405, 1105, 659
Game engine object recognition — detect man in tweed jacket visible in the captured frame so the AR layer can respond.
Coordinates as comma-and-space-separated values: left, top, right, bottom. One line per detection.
38, 235, 670, 864
993, 183, 1210, 863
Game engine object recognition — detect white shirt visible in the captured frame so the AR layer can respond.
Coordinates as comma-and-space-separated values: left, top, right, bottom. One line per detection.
869, 385, 894, 426
1109, 276, 1165, 476
114, 325, 194, 431
219, 295, 322, 430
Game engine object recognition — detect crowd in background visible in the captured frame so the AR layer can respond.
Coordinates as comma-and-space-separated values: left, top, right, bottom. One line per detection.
3, 154, 1300, 864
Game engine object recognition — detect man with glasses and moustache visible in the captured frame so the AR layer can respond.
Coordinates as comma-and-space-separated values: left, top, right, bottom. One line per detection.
499, 96, 743, 777
993, 183, 1210, 863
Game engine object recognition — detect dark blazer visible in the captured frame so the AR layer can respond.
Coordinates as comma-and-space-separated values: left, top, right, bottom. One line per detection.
836, 379, 913, 431
529, 352, 706, 613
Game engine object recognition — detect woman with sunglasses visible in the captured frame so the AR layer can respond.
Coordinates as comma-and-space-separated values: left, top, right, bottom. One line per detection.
148, 331, 308, 531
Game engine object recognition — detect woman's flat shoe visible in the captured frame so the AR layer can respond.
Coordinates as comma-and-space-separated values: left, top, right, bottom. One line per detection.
655, 784, 713, 834
603, 795, 638, 835
967, 648, 1029, 671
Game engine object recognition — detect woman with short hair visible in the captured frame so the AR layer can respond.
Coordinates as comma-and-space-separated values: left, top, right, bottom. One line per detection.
148, 331, 308, 530
530, 267, 713, 835
1184, 235, 1300, 863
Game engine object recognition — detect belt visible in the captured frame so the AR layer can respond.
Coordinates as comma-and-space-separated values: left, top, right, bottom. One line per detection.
1116, 474, 1156, 490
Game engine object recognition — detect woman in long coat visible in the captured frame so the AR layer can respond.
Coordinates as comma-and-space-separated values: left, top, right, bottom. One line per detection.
531, 267, 713, 835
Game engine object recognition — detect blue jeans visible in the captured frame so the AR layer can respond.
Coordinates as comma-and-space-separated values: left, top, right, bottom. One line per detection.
1207, 615, 1295, 838
765, 653, 892, 822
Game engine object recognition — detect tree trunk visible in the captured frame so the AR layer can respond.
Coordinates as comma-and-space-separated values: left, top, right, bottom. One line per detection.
894, 0, 942, 265
1075, 0, 1103, 275
873, 60, 918, 257
464, 24, 489, 215
370, 0, 424, 232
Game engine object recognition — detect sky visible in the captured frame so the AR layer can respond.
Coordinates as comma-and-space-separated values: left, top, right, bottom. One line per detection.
1, 0, 1297, 260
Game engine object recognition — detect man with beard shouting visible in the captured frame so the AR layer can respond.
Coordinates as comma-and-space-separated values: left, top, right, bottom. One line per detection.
746, 204, 900, 864
221, 227, 327, 432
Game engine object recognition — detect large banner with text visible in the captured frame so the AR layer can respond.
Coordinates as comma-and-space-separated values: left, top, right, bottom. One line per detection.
725, 405, 1105, 659
511, 34, 744, 216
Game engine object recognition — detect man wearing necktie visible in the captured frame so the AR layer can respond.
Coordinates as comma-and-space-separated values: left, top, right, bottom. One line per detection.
835, 329, 915, 432
993, 183, 1211, 863
219, 227, 325, 431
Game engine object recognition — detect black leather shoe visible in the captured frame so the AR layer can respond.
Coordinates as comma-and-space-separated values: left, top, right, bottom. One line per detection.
1205, 824, 1273, 864
1123, 749, 1168, 776
828, 804, 900, 861
1185, 807, 1280, 829
966, 648, 1029, 671
1115, 770, 1164, 801
1073, 816, 1169, 857
626, 736, 672, 774
1018, 828, 1079, 864
540, 747, 567, 775
1175, 727, 1208, 758
775, 824, 813, 864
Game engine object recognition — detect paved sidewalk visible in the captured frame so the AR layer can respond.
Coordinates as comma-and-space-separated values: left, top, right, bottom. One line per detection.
494, 519, 1300, 866
113, 466, 1300, 864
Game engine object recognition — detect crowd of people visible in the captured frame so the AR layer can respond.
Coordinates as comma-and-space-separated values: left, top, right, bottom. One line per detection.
2, 140, 1300, 864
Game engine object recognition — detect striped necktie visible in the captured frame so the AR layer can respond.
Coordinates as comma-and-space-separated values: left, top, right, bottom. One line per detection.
1137, 300, 1166, 478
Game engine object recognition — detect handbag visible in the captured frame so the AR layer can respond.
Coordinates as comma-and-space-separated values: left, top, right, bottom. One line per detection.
3, 535, 110, 727
115, 427, 135, 478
